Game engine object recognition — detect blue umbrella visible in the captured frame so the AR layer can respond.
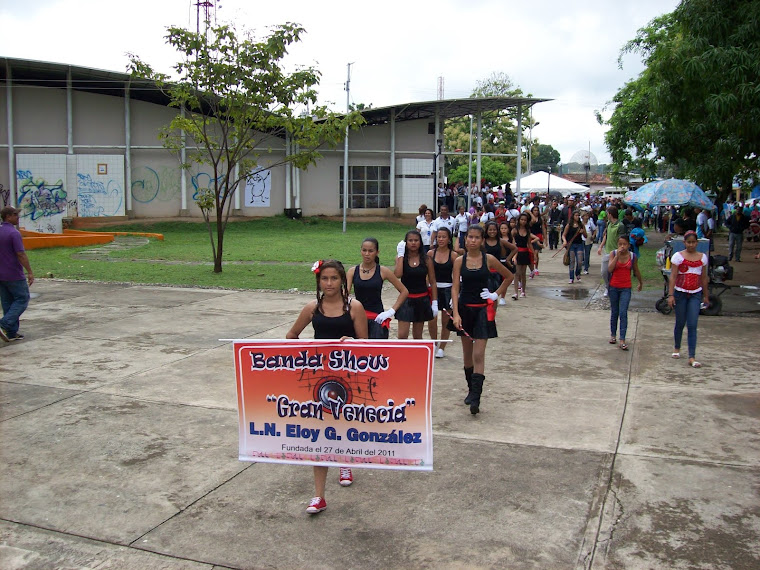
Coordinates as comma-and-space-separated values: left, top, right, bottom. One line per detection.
624, 178, 715, 209
623, 183, 659, 210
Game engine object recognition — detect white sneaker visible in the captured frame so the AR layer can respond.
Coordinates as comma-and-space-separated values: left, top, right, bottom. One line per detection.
498, 297, 506, 306
520, 290, 526, 298
435, 348, 445, 358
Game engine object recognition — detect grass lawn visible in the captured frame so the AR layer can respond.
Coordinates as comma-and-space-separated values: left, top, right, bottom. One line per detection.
27, 216, 666, 291
28, 217, 412, 291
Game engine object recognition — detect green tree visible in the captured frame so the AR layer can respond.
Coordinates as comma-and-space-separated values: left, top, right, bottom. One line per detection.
599, 0, 760, 197
530, 144, 560, 173
129, 23, 363, 272
444, 72, 532, 174
447, 157, 513, 187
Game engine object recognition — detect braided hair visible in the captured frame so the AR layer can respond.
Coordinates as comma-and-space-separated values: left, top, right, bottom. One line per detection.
314, 259, 350, 316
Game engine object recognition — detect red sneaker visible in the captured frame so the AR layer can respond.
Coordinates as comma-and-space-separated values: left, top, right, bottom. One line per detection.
306, 496, 327, 514
339, 467, 353, 487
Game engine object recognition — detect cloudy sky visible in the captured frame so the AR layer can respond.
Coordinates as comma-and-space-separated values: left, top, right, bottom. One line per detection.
1, 0, 680, 164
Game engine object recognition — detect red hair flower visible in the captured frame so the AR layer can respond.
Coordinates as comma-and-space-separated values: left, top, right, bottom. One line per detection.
311, 260, 324, 274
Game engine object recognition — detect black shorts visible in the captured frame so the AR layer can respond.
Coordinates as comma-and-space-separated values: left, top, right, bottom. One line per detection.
448, 303, 497, 339
367, 319, 390, 339
436, 286, 452, 312
396, 295, 433, 323
487, 271, 502, 293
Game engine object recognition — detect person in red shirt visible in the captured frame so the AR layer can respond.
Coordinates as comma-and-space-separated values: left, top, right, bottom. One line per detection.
607, 235, 643, 350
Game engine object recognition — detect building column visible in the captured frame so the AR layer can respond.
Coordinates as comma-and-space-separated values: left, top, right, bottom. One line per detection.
5, 61, 15, 206
125, 81, 133, 216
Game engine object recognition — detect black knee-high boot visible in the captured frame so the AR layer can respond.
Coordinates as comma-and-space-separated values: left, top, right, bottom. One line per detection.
464, 367, 474, 405
470, 373, 484, 415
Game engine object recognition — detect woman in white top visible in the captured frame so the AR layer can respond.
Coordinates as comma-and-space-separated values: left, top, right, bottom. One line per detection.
454, 205, 470, 250
416, 208, 435, 254
667, 230, 709, 368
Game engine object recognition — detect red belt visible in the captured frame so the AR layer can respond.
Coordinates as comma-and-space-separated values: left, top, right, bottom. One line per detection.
408, 291, 430, 299
365, 310, 391, 329
464, 300, 496, 321
517, 247, 530, 252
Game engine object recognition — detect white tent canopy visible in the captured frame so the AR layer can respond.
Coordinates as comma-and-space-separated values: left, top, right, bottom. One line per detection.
512, 171, 588, 196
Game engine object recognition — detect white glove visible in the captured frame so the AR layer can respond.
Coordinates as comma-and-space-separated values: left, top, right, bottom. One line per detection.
431, 300, 439, 319
374, 308, 395, 323
480, 288, 498, 301
396, 241, 406, 258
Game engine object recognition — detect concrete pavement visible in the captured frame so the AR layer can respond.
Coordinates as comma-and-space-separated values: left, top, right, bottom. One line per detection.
1, 251, 758, 569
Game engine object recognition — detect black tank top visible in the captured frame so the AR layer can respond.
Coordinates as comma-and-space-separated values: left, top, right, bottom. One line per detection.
402, 256, 429, 294
484, 239, 502, 261
515, 232, 529, 249
460, 252, 490, 304
530, 219, 543, 235
352, 265, 383, 313
565, 225, 582, 245
312, 303, 356, 339
433, 250, 453, 284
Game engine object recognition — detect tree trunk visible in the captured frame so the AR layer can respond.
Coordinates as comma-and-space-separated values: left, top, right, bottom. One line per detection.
213, 210, 225, 273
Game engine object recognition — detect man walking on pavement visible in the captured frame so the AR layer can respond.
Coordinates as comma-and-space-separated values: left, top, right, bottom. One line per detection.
0, 206, 34, 342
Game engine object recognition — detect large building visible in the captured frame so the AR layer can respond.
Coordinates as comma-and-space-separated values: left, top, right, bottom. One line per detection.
1, 57, 547, 232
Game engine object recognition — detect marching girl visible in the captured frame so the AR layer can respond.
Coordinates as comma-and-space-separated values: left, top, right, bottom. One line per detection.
511, 213, 542, 299
499, 221, 517, 272
394, 229, 438, 339
529, 205, 547, 276
451, 225, 514, 414
286, 259, 369, 514
484, 221, 516, 306
346, 237, 408, 339
427, 227, 458, 358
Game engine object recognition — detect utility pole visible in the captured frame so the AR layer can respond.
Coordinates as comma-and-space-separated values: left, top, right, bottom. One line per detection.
342, 63, 353, 233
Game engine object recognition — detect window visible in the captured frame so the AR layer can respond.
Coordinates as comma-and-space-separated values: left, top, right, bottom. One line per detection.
339, 166, 391, 208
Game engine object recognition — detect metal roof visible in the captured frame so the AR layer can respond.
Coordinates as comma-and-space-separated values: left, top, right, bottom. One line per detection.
358, 96, 552, 126
1, 57, 552, 127
0, 56, 171, 106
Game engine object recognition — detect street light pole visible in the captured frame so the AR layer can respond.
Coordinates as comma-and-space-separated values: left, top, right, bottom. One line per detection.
467, 115, 473, 210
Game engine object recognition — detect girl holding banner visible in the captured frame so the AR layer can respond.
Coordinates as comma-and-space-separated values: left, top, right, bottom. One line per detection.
347, 238, 408, 339
285, 259, 368, 514
394, 230, 438, 340
451, 225, 514, 415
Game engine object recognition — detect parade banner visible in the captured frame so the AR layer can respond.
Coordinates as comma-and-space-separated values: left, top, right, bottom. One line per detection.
234, 340, 435, 471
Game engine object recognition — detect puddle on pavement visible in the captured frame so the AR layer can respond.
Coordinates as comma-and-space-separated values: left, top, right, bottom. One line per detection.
739, 286, 759, 297
533, 287, 592, 300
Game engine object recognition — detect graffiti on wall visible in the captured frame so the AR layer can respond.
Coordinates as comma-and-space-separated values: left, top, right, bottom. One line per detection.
245, 169, 271, 207
77, 173, 124, 217
16, 170, 68, 220
131, 166, 181, 204
0, 183, 9, 207
191, 172, 226, 202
